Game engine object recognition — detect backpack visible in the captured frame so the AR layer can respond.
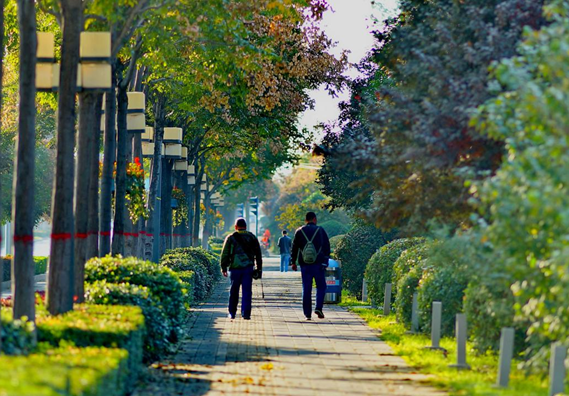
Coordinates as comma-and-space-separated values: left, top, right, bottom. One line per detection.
300, 227, 321, 264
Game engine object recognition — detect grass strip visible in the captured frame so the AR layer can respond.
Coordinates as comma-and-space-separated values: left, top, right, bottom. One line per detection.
351, 307, 552, 396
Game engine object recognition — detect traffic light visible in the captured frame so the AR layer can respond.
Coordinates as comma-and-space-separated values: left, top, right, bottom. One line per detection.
236, 203, 244, 218
249, 196, 259, 217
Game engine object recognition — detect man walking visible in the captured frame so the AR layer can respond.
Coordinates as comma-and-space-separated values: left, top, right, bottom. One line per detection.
220, 218, 263, 320
277, 230, 292, 272
291, 212, 331, 320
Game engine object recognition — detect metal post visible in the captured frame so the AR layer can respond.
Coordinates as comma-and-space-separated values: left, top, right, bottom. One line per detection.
549, 343, 567, 396
496, 327, 515, 388
423, 301, 445, 351
362, 279, 368, 303
449, 314, 470, 369
383, 283, 392, 316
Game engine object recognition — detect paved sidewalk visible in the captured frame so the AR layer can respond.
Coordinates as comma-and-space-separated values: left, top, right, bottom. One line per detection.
134, 257, 445, 396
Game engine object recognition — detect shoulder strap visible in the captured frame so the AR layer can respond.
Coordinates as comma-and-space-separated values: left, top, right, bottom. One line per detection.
300, 226, 320, 243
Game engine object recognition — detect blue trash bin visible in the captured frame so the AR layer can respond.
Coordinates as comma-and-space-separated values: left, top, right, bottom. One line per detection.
324, 259, 342, 304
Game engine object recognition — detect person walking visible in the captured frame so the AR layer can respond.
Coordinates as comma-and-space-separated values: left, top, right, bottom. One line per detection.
220, 218, 263, 320
291, 212, 331, 320
277, 230, 292, 272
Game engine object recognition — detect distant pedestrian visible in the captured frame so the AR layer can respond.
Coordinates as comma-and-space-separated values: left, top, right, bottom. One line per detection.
220, 218, 263, 320
277, 230, 292, 272
291, 212, 331, 320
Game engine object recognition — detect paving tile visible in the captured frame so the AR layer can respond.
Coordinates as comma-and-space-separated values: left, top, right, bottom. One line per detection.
133, 257, 445, 396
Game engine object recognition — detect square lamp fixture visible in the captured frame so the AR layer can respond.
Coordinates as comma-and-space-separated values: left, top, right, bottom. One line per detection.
163, 127, 182, 143
187, 175, 196, 185
142, 127, 154, 142
164, 143, 182, 159
127, 92, 145, 114
127, 113, 146, 133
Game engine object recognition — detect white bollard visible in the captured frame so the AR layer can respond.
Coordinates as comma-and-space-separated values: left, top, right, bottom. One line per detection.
549, 343, 567, 396
383, 283, 392, 316
449, 314, 470, 370
362, 278, 368, 303
431, 302, 442, 349
496, 327, 515, 388
411, 292, 419, 332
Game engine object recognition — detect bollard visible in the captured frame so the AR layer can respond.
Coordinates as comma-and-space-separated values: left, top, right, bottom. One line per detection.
411, 292, 419, 332
549, 343, 567, 396
496, 327, 515, 388
449, 314, 470, 370
424, 301, 445, 351
362, 279, 368, 303
383, 283, 392, 316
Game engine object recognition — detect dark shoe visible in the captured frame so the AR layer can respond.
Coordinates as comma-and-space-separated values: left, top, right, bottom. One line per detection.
228, 314, 235, 320
314, 309, 325, 319
305, 316, 312, 321
243, 316, 251, 320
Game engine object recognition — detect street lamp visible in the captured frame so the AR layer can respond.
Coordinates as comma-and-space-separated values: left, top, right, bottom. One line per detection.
127, 92, 145, 133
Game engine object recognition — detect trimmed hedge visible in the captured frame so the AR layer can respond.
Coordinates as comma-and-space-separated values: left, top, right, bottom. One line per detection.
36, 304, 144, 389
85, 256, 188, 340
320, 220, 350, 238
329, 234, 344, 253
161, 247, 221, 302
365, 238, 425, 307
85, 281, 171, 362
0, 346, 129, 396
2, 256, 49, 282
334, 223, 394, 298
0, 310, 35, 355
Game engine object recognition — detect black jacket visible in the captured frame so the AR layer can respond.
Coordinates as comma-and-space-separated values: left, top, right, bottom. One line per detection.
220, 231, 263, 272
291, 223, 330, 266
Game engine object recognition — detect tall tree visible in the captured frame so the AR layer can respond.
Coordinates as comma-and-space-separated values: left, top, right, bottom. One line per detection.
47, 0, 82, 315
11, 0, 36, 321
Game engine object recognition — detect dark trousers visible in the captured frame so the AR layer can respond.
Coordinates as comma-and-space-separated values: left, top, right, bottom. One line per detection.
229, 265, 254, 317
300, 264, 327, 318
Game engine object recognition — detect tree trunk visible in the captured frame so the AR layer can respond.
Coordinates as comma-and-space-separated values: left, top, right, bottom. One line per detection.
145, 96, 164, 261
48, 0, 82, 315
181, 174, 190, 247
187, 184, 194, 248
123, 133, 135, 257
192, 166, 203, 248
160, 159, 173, 255
99, 79, 116, 256
111, 81, 128, 255
12, 0, 36, 321
0, 0, 5, 349
133, 133, 144, 258
74, 92, 97, 302
86, 94, 103, 260
202, 193, 211, 250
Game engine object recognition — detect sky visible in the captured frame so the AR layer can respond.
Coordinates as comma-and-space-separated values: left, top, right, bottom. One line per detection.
299, 0, 399, 139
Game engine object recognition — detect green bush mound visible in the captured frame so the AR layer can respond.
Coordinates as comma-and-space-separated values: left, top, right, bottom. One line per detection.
393, 242, 433, 325
0, 346, 129, 396
329, 234, 344, 254
0, 310, 35, 355
36, 304, 144, 388
365, 238, 425, 307
85, 256, 188, 338
2, 256, 49, 282
334, 223, 394, 298
85, 281, 171, 362
161, 247, 221, 302
320, 220, 350, 238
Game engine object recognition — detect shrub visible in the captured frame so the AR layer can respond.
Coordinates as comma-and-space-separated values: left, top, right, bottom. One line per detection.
320, 220, 350, 238
162, 247, 221, 301
0, 310, 35, 355
365, 238, 425, 307
0, 346, 129, 396
2, 256, 49, 282
334, 223, 394, 298
36, 304, 144, 388
85, 256, 188, 335
393, 243, 433, 325
416, 237, 472, 336
329, 234, 344, 254
85, 281, 171, 362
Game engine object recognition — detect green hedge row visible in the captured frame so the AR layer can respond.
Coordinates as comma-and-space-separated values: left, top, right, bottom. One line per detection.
1, 256, 49, 282
1, 246, 221, 396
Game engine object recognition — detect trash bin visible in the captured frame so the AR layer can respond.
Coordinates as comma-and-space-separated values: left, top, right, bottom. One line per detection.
324, 259, 342, 304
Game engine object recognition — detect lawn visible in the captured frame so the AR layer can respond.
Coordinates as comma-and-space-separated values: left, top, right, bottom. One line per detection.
351, 308, 553, 396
